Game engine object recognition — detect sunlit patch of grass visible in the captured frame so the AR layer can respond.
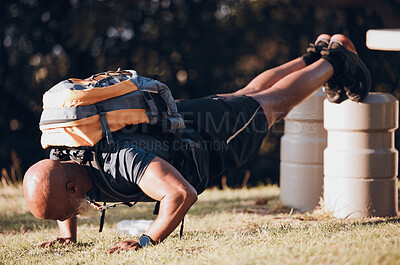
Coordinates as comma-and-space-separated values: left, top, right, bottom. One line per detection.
1, 184, 400, 265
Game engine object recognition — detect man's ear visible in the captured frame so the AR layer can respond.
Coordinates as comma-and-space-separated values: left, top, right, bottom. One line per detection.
66, 181, 76, 193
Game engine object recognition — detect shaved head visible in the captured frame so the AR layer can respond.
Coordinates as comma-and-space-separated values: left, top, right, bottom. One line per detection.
23, 159, 92, 221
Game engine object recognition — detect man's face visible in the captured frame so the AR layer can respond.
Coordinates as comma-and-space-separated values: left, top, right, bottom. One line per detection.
46, 196, 80, 221
54, 198, 93, 221
76, 199, 93, 219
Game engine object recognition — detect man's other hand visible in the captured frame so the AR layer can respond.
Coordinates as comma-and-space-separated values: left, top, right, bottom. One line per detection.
105, 240, 141, 254
39, 237, 75, 247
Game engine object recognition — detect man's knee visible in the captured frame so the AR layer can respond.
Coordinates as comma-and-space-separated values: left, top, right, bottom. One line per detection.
251, 94, 292, 127
263, 106, 290, 127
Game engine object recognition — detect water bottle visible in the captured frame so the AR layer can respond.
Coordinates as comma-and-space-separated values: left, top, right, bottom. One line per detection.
116, 219, 154, 236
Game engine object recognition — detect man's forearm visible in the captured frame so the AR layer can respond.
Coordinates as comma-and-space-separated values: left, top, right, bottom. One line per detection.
57, 216, 77, 241
144, 191, 197, 243
136, 156, 199, 245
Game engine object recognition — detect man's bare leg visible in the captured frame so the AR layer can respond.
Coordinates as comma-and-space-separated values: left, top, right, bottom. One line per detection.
223, 34, 331, 97
250, 58, 334, 128
227, 57, 306, 96
249, 33, 371, 129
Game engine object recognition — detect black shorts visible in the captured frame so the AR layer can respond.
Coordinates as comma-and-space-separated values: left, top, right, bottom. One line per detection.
177, 95, 269, 178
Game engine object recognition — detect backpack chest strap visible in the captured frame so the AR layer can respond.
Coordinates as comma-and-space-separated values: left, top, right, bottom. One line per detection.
95, 103, 115, 147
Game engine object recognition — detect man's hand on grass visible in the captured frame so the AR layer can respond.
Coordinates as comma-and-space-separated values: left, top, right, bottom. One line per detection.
39, 237, 75, 247
105, 240, 141, 254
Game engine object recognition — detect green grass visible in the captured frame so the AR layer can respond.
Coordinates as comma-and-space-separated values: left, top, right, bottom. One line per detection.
1, 184, 400, 265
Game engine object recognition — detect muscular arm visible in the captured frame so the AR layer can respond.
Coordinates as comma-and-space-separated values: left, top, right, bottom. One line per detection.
106, 156, 198, 253
57, 216, 77, 241
139, 157, 198, 242
39, 216, 77, 247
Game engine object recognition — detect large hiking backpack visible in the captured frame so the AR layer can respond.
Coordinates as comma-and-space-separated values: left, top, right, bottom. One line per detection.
40, 69, 187, 233
40, 69, 185, 149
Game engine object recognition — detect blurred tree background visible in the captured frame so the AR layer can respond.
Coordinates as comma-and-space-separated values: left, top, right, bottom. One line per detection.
1, 0, 400, 186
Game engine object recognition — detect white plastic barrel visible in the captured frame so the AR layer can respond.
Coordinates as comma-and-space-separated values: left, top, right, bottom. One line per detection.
280, 88, 326, 212
324, 93, 399, 218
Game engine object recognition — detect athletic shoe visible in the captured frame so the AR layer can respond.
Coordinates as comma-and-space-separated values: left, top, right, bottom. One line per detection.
322, 34, 371, 103
302, 34, 331, 66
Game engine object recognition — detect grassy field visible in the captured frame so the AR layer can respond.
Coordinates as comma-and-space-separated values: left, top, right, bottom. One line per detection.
1, 184, 400, 265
